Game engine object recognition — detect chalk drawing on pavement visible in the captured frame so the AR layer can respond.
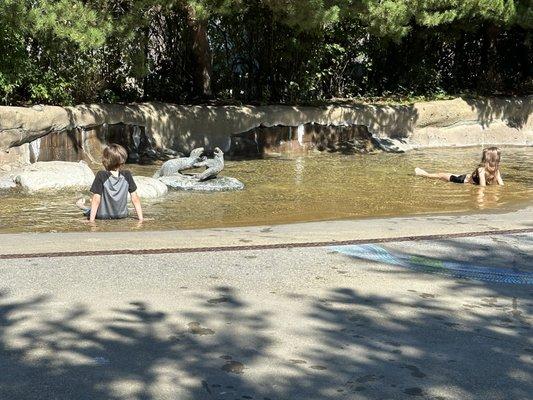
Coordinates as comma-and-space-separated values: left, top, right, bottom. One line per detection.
331, 244, 533, 285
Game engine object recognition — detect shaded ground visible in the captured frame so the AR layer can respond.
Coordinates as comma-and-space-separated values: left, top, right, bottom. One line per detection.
0, 233, 531, 399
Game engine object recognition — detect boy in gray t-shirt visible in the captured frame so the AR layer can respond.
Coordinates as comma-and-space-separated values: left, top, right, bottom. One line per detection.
77, 144, 143, 222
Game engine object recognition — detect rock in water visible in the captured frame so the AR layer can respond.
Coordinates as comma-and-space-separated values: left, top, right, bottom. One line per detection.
132, 176, 168, 199
160, 175, 244, 192
370, 135, 413, 153
0, 175, 16, 190
13, 161, 95, 192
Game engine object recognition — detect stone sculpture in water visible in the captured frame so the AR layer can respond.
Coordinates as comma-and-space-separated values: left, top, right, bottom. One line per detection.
152, 147, 205, 178
156, 146, 244, 191
193, 147, 224, 181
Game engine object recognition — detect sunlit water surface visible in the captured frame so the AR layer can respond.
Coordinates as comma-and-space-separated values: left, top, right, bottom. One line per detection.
0, 146, 531, 233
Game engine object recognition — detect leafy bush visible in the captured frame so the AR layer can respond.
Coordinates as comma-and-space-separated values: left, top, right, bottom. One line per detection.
0, 0, 531, 105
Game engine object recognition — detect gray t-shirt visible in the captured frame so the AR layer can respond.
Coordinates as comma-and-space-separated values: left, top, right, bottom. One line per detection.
90, 170, 137, 219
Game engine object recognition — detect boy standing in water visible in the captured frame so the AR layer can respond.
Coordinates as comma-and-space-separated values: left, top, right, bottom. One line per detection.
77, 144, 143, 222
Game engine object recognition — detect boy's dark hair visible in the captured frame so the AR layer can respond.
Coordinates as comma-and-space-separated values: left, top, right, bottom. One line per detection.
102, 144, 128, 171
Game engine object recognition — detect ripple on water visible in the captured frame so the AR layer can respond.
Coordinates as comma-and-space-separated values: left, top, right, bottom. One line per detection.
0, 146, 531, 233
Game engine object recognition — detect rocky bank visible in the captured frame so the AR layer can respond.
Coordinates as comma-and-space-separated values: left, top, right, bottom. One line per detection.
0, 96, 531, 169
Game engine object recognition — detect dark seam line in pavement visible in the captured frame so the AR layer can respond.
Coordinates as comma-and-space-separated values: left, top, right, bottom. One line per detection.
1, 228, 532, 260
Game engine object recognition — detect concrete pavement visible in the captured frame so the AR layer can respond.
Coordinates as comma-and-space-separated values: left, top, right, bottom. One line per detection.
0, 232, 531, 399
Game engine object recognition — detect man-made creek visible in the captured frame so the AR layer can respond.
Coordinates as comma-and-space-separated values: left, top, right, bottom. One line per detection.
0, 146, 531, 233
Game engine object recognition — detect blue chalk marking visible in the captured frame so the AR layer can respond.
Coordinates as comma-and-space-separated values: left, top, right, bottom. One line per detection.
331, 244, 533, 285
93, 356, 111, 366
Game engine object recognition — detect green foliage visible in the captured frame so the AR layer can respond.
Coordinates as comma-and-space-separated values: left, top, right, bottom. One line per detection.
352, 0, 533, 40
0, 0, 531, 105
31, 0, 108, 50
361, 0, 413, 39
0, 0, 110, 104
263, 0, 341, 30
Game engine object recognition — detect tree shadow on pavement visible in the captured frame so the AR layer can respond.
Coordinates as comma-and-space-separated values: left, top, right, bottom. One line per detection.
1, 235, 531, 400
269, 286, 531, 399
299, 234, 532, 399
0, 286, 272, 400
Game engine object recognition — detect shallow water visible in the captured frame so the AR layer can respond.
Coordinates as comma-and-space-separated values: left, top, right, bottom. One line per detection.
0, 146, 531, 233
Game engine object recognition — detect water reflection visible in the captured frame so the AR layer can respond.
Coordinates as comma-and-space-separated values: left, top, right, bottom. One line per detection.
0, 146, 531, 233
474, 186, 503, 210
294, 157, 305, 185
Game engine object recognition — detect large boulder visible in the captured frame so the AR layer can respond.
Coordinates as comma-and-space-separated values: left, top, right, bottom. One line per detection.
13, 161, 95, 192
132, 176, 168, 199
160, 175, 244, 192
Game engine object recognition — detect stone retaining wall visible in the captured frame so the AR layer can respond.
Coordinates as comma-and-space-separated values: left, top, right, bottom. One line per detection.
0, 96, 531, 166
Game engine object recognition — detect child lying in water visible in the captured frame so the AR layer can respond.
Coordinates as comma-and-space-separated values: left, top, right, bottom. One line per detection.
415, 146, 504, 186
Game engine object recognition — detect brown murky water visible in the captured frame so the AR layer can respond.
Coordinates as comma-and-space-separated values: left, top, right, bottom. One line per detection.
0, 146, 531, 233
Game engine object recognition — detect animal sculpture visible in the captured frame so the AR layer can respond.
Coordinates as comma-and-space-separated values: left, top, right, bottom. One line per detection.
153, 147, 204, 178
193, 147, 225, 181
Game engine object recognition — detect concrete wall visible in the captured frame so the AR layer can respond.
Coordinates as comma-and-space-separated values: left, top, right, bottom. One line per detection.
0, 143, 30, 168
0, 96, 531, 166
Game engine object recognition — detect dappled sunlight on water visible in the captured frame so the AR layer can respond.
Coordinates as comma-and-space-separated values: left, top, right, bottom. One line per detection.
0, 146, 531, 233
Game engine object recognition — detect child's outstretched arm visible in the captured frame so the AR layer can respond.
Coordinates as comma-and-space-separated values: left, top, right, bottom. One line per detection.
478, 168, 486, 187
89, 194, 101, 222
496, 170, 504, 185
131, 192, 144, 221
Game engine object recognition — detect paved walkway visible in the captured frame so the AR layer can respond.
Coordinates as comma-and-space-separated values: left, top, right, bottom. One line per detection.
0, 228, 531, 399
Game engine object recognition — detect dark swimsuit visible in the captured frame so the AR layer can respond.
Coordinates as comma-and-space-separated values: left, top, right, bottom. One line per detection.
450, 174, 467, 184
449, 174, 480, 184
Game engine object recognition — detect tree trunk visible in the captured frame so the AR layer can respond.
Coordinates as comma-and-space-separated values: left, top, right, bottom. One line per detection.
479, 24, 499, 92
184, 6, 213, 98
485, 24, 500, 90
453, 31, 466, 91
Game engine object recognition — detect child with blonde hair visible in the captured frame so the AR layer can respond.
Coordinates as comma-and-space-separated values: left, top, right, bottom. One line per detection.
77, 144, 143, 222
415, 146, 504, 186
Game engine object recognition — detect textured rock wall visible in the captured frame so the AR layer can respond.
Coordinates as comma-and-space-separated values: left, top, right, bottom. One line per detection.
0, 96, 531, 166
